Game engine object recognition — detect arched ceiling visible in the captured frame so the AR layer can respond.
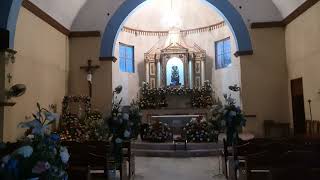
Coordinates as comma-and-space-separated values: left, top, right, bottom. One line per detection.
122, 0, 224, 31
28, 0, 306, 31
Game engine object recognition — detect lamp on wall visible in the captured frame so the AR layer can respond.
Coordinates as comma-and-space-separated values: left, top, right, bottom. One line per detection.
1, 84, 27, 107
1, 49, 17, 64
5, 84, 27, 100
229, 84, 241, 92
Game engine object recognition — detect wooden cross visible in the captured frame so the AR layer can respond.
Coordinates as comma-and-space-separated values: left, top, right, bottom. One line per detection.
7, 73, 12, 84
80, 59, 100, 97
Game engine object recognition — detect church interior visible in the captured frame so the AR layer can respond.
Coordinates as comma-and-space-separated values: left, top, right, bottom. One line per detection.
0, 0, 320, 179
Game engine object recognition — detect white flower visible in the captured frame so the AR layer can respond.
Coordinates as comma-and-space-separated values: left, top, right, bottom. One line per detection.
60, 147, 70, 164
1, 155, 10, 164
16, 145, 33, 158
45, 162, 51, 169
27, 134, 35, 139
122, 113, 129, 121
115, 138, 123, 144
124, 130, 131, 138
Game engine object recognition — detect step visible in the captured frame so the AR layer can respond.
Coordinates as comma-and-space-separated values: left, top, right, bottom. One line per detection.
133, 149, 222, 157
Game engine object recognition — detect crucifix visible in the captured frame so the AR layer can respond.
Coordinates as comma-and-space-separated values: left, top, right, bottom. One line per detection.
80, 59, 100, 97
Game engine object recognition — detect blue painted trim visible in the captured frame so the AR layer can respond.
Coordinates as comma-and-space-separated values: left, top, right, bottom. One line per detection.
100, 0, 253, 58
7, 0, 23, 48
0, 0, 13, 29
0, 0, 22, 49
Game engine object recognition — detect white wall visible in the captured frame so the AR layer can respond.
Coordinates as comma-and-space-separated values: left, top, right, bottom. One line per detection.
285, 2, 320, 122
4, 7, 69, 141
113, 1, 241, 106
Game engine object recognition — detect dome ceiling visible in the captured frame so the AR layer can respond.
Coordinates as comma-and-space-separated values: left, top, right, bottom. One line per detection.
122, 0, 224, 31
28, 0, 306, 31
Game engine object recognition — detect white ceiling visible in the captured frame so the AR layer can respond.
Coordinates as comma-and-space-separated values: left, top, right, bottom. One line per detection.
28, 0, 306, 31
272, 0, 306, 18
122, 0, 224, 31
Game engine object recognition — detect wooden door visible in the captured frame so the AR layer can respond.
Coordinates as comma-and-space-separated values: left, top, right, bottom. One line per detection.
291, 78, 306, 135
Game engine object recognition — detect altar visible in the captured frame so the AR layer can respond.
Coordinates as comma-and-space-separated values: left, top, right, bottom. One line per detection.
142, 108, 210, 137
139, 28, 214, 127
144, 28, 207, 89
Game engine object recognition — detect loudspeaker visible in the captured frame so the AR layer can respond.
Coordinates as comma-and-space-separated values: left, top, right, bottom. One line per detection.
0, 28, 10, 50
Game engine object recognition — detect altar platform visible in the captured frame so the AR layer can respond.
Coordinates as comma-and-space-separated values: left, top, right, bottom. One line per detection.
142, 108, 210, 124
132, 141, 222, 157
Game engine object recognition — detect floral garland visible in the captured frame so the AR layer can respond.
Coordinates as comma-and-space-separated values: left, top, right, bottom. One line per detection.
59, 96, 109, 142
59, 114, 87, 142
183, 117, 219, 143
61, 95, 91, 117
142, 121, 172, 143
0, 103, 69, 180
139, 81, 214, 109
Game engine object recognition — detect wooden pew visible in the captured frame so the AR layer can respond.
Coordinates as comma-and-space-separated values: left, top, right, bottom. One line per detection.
61, 141, 90, 180
123, 141, 135, 180
87, 141, 111, 179
224, 138, 276, 179
234, 138, 320, 180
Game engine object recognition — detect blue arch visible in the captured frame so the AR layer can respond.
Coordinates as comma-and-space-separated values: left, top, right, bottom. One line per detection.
100, 0, 253, 59
0, 0, 23, 49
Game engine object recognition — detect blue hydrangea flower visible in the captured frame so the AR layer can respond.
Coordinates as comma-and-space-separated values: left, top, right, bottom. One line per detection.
15, 145, 33, 158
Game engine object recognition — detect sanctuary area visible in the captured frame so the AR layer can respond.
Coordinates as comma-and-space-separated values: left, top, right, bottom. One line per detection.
1, 0, 320, 180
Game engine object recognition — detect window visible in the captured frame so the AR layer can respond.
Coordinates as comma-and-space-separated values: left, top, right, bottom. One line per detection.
119, 43, 134, 73
215, 38, 231, 69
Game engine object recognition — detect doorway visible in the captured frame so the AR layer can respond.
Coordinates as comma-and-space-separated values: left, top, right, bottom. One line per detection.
291, 78, 306, 135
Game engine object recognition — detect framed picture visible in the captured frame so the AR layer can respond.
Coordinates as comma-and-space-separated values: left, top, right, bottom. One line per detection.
195, 61, 201, 74
150, 63, 156, 76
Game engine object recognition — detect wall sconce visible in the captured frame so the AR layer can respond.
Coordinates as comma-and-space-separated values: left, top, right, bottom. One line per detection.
5, 84, 27, 100
1, 49, 17, 64
1, 84, 27, 107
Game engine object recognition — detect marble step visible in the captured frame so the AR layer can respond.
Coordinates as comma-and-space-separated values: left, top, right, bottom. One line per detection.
133, 149, 222, 157
132, 142, 223, 151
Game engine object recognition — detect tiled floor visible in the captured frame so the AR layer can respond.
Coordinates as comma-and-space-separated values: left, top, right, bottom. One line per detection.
134, 157, 226, 180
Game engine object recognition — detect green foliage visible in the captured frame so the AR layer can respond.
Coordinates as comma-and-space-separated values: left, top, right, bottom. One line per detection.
129, 100, 142, 139
84, 111, 110, 142
142, 121, 172, 143
139, 81, 215, 109
183, 118, 218, 143
0, 104, 68, 180
221, 94, 246, 145
59, 95, 109, 142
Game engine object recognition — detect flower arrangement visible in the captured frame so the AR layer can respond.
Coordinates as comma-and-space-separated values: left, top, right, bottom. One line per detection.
221, 94, 246, 145
143, 120, 172, 143
59, 96, 109, 142
83, 111, 110, 142
207, 100, 224, 135
0, 103, 69, 180
107, 86, 132, 163
59, 114, 87, 142
191, 81, 214, 108
139, 81, 214, 109
61, 95, 91, 117
183, 116, 219, 143
128, 99, 142, 139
